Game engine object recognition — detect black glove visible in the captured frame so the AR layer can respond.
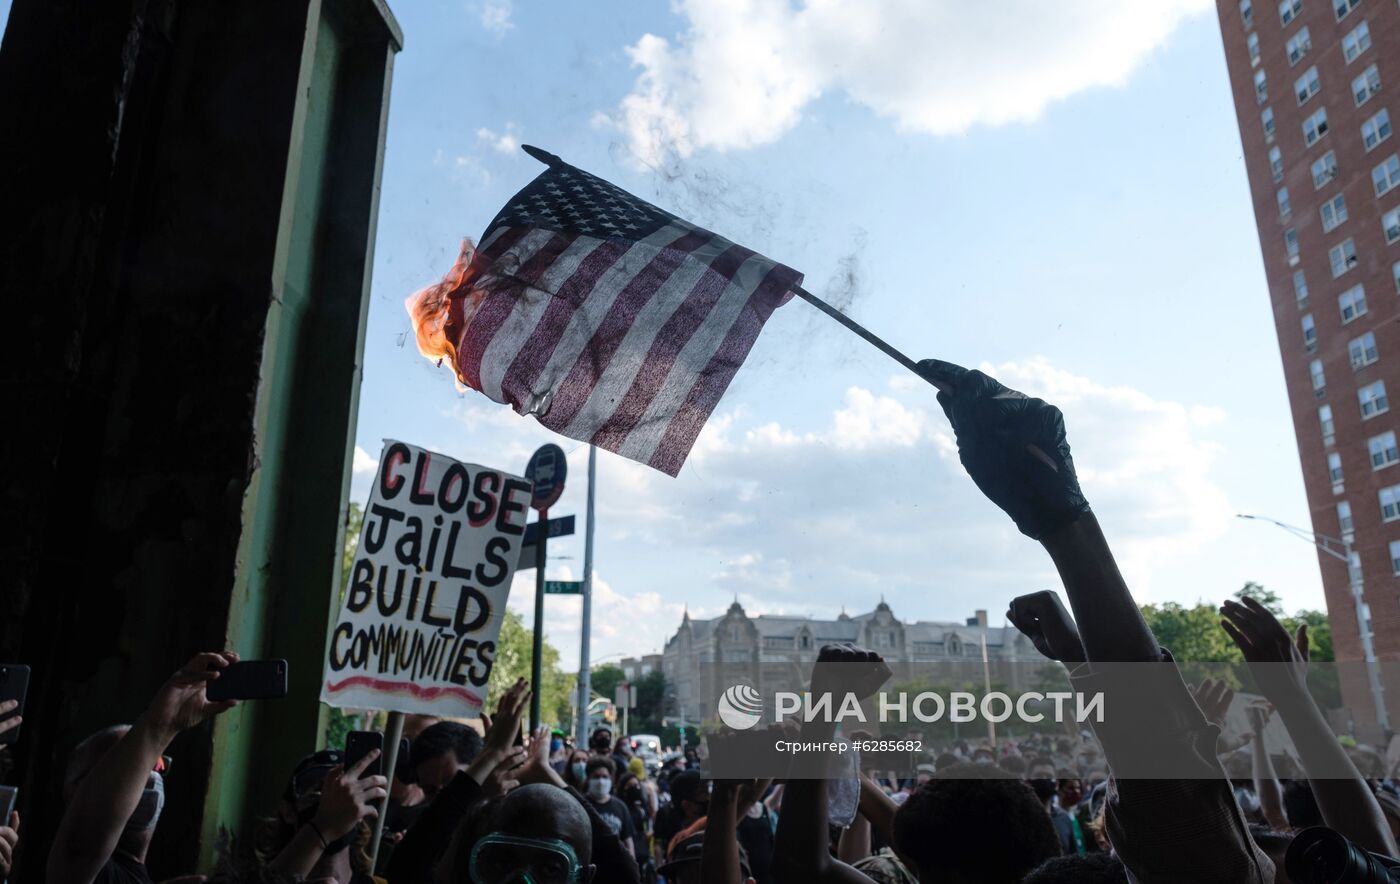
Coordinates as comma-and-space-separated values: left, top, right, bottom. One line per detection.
917, 359, 1090, 540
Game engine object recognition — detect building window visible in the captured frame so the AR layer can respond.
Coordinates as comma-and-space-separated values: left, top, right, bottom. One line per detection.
1280, 0, 1303, 22
1294, 269, 1310, 307
1278, 187, 1293, 221
1320, 193, 1347, 232
1269, 145, 1284, 182
1303, 313, 1317, 350
1263, 106, 1276, 140
1334, 0, 1359, 19
1320, 403, 1335, 444
1286, 26, 1312, 64
1370, 431, 1399, 468
1303, 108, 1329, 146
1362, 109, 1392, 151
1384, 208, 1400, 245
1330, 238, 1357, 277
1248, 32, 1262, 66
1353, 64, 1381, 106
1311, 150, 1338, 188
1390, 541, 1400, 575
1242, 0, 1255, 25
1329, 451, 1345, 490
1340, 283, 1367, 321
1256, 69, 1269, 104
1350, 331, 1378, 368
1381, 484, 1400, 522
1342, 20, 1371, 62
1360, 380, 1389, 418
1295, 66, 1320, 105
1310, 358, 1327, 394
1286, 228, 1301, 263
1394, 260, 1400, 294
1375, 155, 1400, 197
1339, 500, 1355, 533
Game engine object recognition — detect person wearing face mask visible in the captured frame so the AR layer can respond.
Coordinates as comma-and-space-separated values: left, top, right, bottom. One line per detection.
48, 651, 241, 884
262, 748, 389, 883
564, 749, 591, 792
583, 758, 635, 858
1028, 758, 1076, 857
616, 772, 654, 877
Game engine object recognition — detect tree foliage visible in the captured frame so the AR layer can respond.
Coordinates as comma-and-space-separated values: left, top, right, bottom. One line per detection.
491, 609, 576, 727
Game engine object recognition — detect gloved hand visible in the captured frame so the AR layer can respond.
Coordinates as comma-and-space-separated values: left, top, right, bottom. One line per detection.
917, 359, 1090, 540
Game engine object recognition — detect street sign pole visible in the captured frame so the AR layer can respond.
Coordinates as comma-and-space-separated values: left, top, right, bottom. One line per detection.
525, 443, 567, 733
577, 445, 597, 747
531, 508, 548, 730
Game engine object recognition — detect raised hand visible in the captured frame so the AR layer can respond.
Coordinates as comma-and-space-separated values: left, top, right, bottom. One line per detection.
141, 651, 240, 741
515, 725, 567, 788
810, 643, 890, 703
1007, 591, 1085, 663
312, 749, 389, 843
1220, 597, 1309, 701
482, 745, 528, 798
482, 678, 530, 761
917, 359, 1090, 540
1190, 678, 1235, 730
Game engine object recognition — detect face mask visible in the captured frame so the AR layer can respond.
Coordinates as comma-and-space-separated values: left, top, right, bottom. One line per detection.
587, 777, 612, 800
125, 771, 165, 834
551, 738, 563, 752
571, 762, 587, 782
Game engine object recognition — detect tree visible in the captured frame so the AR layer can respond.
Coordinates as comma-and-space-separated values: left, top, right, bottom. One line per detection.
634, 669, 668, 733
591, 663, 626, 708
1138, 601, 1243, 663
491, 609, 575, 727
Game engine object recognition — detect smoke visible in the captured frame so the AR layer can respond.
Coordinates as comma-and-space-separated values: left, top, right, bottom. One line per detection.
821, 228, 868, 315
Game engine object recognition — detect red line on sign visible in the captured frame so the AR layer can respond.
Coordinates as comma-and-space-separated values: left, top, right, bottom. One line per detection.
325, 676, 482, 706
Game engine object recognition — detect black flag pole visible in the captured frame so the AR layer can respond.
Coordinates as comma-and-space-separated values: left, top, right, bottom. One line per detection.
793, 286, 948, 391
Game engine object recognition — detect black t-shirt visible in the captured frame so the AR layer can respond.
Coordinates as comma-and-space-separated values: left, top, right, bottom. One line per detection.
93, 854, 154, 884
589, 795, 636, 843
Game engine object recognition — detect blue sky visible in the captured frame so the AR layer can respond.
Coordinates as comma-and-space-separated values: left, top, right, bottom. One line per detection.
3, 1, 1331, 668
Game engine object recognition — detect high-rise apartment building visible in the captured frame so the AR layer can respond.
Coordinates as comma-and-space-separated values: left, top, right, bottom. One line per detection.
1217, 0, 1399, 739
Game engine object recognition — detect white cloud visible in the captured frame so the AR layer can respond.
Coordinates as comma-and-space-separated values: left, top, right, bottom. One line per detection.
352, 446, 378, 474
604, 0, 1211, 166
477, 123, 523, 156
588, 358, 1233, 612
434, 148, 493, 189
479, 0, 514, 36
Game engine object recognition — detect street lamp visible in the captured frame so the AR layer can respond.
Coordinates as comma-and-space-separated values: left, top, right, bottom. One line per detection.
1235, 512, 1389, 732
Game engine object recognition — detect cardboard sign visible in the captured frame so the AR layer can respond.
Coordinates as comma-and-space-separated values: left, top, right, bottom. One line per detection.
321, 441, 532, 716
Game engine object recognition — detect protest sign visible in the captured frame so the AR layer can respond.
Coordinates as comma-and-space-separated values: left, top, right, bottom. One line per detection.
321, 440, 532, 717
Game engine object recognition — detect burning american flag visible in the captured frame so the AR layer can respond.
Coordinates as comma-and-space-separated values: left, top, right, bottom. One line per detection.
408, 145, 802, 476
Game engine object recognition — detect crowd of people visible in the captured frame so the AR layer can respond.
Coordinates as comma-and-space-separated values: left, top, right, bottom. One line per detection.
4, 361, 1399, 883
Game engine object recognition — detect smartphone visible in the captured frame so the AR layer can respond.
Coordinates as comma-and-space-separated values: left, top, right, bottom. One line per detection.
345, 730, 384, 777
0, 665, 30, 745
205, 659, 288, 702
0, 785, 16, 822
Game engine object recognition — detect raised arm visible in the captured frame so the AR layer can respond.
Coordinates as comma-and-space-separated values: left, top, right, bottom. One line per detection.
771, 644, 885, 884
1247, 702, 1288, 831
47, 652, 238, 884
1222, 597, 1397, 855
702, 780, 748, 884
921, 357, 1155, 662
919, 360, 1270, 883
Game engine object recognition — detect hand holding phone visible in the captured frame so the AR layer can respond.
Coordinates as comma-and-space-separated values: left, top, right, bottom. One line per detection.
0, 665, 30, 745
345, 731, 384, 777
